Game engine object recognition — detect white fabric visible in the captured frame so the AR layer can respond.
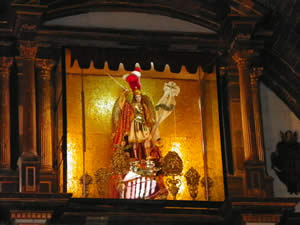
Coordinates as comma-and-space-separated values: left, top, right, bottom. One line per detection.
152, 82, 180, 141
131, 70, 141, 77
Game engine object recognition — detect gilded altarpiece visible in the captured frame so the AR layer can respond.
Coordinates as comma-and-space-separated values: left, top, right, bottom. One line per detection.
65, 49, 224, 201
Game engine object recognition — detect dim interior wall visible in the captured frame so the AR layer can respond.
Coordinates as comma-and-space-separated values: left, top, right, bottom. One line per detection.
260, 83, 300, 197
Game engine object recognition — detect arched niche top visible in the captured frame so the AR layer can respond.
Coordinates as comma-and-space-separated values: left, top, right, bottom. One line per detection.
44, 11, 216, 34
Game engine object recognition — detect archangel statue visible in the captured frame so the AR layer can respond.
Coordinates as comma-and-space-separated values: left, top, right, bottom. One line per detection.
111, 67, 180, 199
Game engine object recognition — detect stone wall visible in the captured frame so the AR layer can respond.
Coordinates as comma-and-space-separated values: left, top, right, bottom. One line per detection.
260, 83, 300, 197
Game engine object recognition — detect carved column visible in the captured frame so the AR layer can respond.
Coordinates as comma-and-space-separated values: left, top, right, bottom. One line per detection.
36, 59, 55, 172
0, 57, 13, 170
17, 40, 38, 157
232, 50, 258, 161
250, 67, 265, 161
16, 41, 40, 192
233, 51, 273, 197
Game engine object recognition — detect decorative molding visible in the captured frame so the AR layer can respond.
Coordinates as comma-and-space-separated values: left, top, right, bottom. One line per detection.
11, 211, 52, 220
242, 214, 281, 223
18, 41, 38, 59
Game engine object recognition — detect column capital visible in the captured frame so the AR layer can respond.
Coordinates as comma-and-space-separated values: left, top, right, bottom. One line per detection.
232, 50, 255, 66
0, 57, 13, 78
18, 40, 38, 59
36, 58, 55, 80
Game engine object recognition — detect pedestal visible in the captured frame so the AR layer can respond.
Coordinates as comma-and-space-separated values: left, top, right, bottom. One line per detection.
18, 152, 40, 192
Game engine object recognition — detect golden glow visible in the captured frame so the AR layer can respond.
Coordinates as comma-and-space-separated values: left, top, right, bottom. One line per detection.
93, 97, 115, 116
66, 136, 83, 197
65, 53, 224, 201
170, 142, 182, 158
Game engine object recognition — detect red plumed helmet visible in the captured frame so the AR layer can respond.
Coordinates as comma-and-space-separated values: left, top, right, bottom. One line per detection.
123, 67, 141, 92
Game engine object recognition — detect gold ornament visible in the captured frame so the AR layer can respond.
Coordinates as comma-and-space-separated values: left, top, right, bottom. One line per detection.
166, 177, 181, 200
111, 149, 130, 175
162, 151, 183, 200
185, 167, 200, 200
162, 151, 183, 176
94, 168, 112, 197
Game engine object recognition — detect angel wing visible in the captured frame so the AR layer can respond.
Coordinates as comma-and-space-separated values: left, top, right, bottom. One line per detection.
112, 96, 121, 131
141, 94, 156, 123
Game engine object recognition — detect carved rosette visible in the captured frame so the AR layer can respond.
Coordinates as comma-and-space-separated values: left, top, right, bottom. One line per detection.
185, 167, 200, 200
19, 41, 38, 59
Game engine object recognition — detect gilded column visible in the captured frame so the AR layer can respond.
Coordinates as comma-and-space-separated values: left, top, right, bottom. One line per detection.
0, 57, 13, 170
36, 59, 55, 171
17, 41, 38, 157
232, 50, 258, 161
250, 67, 265, 161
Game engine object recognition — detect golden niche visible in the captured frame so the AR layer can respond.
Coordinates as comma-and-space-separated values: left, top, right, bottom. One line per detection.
65, 49, 225, 201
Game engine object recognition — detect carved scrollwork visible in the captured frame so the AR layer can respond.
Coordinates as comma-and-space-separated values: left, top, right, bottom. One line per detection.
185, 167, 200, 200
